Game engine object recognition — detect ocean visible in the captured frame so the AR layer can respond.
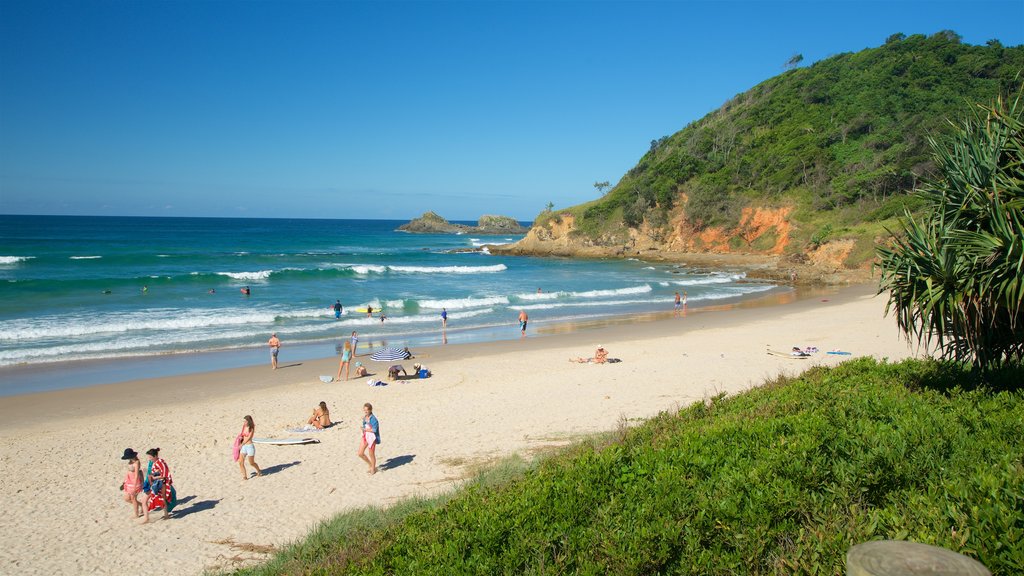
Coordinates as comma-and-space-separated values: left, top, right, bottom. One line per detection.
0, 215, 784, 391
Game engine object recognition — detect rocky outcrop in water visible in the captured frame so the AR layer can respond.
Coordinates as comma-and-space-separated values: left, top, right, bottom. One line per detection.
397, 212, 528, 235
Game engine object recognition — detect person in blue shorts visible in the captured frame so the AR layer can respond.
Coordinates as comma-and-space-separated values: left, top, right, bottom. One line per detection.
333, 300, 343, 319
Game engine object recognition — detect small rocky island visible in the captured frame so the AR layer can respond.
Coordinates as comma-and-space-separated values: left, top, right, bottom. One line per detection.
397, 211, 528, 235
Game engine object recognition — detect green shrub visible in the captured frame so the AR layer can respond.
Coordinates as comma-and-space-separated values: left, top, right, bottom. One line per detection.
234, 359, 1024, 575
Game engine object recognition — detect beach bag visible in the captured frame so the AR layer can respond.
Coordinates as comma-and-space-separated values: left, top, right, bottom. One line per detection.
418, 368, 430, 379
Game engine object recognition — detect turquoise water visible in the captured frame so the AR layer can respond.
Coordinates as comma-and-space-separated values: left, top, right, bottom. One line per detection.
0, 215, 780, 372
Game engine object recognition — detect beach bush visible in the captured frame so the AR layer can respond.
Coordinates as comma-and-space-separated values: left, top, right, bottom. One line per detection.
877, 92, 1024, 372
232, 358, 1024, 575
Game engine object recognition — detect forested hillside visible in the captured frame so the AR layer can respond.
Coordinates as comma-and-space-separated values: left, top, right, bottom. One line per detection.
529, 32, 1023, 268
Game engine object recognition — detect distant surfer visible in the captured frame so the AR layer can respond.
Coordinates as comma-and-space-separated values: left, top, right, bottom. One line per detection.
242, 286, 251, 296
333, 300, 343, 319
268, 333, 280, 370
366, 305, 373, 318
441, 307, 448, 328
209, 289, 216, 294
142, 286, 148, 293
102, 290, 112, 294
518, 310, 529, 337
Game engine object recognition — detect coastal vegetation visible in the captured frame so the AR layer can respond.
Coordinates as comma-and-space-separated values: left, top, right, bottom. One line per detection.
523, 33, 1024, 270
231, 358, 1023, 575
878, 93, 1024, 372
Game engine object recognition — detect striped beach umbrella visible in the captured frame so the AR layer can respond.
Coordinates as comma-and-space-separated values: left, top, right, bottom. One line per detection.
370, 347, 411, 361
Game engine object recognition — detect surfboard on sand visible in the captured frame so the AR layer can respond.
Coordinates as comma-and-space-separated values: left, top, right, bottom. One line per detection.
253, 437, 320, 445
767, 349, 809, 359
319, 375, 334, 383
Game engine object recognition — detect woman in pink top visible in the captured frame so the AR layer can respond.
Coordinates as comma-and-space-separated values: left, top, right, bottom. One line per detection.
119, 448, 143, 519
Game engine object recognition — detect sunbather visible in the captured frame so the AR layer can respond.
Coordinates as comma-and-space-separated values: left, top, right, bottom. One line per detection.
570, 345, 609, 364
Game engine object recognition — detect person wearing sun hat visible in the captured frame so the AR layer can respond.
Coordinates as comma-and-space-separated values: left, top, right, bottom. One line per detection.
119, 448, 144, 519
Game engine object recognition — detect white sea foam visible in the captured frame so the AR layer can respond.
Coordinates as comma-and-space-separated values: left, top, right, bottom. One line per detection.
669, 273, 746, 286
417, 295, 509, 310
514, 290, 568, 301
385, 299, 406, 309
216, 270, 273, 281
572, 285, 652, 298
69, 255, 102, 260
642, 266, 655, 270
517, 298, 659, 311
471, 240, 510, 247
388, 264, 507, 274
349, 265, 388, 274
0, 256, 34, 264
0, 307, 328, 341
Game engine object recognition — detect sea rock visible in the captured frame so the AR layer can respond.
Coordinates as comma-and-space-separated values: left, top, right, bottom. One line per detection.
397, 212, 527, 235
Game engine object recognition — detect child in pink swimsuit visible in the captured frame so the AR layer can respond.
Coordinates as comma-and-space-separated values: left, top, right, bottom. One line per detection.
120, 448, 143, 519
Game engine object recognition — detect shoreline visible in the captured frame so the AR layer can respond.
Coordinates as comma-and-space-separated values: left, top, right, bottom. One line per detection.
0, 282, 809, 398
0, 282, 916, 575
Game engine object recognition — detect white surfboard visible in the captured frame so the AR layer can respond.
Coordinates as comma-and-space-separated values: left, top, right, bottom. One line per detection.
253, 437, 320, 445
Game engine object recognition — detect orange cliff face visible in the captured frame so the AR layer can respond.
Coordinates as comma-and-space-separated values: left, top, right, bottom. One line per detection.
507, 204, 794, 257
666, 206, 793, 255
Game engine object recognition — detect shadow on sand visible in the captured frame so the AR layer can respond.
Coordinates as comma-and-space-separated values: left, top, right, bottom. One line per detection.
171, 498, 221, 519
260, 460, 302, 477
379, 454, 415, 471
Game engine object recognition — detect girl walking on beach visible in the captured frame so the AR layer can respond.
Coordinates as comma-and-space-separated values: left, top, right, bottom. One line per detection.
142, 447, 176, 523
336, 340, 353, 381
119, 448, 143, 519
238, 415, 262, 480
358, 403, 380, 475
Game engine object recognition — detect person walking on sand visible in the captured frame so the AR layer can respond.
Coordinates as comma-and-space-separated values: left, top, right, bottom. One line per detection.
336, 340, 353, 381
333, 299, 343, 319
441, 307, 448, 328
268, 333, 280, 369
350, 331, 359, 356
238, 415, 262, 480
518, 310, 529, 337
119, 448, 144, 519
141, 448, 175, 523
358, 403, 380, 475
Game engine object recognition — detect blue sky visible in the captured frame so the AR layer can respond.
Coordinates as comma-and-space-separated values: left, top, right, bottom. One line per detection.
1, 1, 1022, 221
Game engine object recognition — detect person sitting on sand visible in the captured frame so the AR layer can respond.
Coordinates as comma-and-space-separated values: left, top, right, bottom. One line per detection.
354, 361, 368, 377
388, 364, 407, 380
307, 401, 333, 429
570, 345, 609, 364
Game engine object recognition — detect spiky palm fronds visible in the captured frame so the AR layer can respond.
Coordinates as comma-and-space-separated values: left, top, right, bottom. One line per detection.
877, 91, 1024, 371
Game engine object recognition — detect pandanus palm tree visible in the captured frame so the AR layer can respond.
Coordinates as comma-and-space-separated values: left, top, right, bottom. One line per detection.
877, 91, 1024, 372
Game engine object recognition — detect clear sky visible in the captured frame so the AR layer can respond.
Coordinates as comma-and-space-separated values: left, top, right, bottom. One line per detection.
1, 1, 1022, 221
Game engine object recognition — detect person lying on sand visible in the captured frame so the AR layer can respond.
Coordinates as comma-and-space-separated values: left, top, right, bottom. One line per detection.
570, 345, 609, 364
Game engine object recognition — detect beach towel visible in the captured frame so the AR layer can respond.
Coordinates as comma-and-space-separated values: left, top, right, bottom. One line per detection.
286, 424, 335, 433
367, 379, 387, 387
370, 347, 411, 361
232, 424, 245, 462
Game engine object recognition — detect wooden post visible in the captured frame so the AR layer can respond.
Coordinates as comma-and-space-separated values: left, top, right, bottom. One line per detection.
847, 541, 990, 576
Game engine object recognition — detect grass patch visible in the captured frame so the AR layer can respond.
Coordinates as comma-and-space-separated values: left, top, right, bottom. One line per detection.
231, 358, 1024, 575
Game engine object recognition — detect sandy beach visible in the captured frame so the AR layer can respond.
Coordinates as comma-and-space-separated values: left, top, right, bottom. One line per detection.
0, 284, 920, 575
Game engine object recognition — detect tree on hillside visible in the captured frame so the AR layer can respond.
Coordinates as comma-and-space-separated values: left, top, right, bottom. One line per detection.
784, 53, 803, 70
544, 201, 554, 213
877, 92, 1024, 372
594, 181, 611, 195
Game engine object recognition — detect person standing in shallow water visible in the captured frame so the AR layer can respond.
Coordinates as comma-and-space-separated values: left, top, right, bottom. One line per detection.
441, 307, 447, 328
518, 310, 529, 337
268, 333, 280, 369
333, 300, 343, 319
